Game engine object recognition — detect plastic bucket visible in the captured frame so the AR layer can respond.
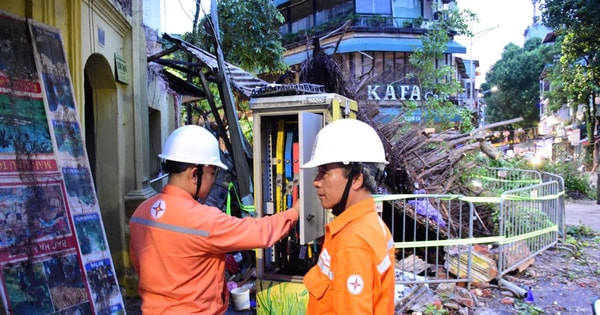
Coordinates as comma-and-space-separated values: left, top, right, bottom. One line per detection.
230, 287, 250, 310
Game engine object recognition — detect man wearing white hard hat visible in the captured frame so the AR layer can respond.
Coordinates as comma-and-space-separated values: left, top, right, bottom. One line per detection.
301, 119, 395, 314
129, 125, 299, 314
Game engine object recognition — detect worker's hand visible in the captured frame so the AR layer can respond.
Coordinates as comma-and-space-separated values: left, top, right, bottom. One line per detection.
289, 199, 300, 217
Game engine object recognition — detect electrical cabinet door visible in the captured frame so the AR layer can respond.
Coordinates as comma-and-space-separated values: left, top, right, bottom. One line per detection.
299, 112, 326, 244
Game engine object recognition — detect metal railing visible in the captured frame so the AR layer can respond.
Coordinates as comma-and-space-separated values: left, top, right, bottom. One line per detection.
497, 180, 561, 277
541, 171, 566, 236
374, 168, 564, 312
376, 194, 474, 285
472, 167, 542, 193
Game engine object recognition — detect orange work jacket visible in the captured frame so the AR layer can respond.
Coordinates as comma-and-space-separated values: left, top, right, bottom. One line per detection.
129, 184, 298, 314
304, 198, 395, 314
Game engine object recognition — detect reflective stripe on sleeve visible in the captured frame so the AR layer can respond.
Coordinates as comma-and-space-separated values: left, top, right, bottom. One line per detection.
377, 254, 391, 274
317, 249, 334, 280
375, 218, 395, 274
130, 217, 209, 237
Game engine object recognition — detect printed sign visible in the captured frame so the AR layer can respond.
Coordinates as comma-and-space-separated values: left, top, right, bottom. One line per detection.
0, 11, 125, 315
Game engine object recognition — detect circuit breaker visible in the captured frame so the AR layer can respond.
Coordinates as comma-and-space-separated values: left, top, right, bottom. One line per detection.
249, 91, 357, 282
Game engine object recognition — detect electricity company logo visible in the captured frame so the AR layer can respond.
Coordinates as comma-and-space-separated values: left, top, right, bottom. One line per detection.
151, 199, 166, 219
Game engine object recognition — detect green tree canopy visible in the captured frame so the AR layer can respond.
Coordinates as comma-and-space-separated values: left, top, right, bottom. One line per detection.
540, 0, 600, 85
540, 0, 600, 108
187, 0, 288, 75
404, 4, 476, 130
540, 0, 600, 148
483, 38, 559, 128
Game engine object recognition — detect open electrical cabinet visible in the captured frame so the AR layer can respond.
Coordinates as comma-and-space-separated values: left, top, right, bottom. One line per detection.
249, 91, 357, 313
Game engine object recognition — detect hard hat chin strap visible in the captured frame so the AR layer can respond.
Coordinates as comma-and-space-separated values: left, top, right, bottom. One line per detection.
194, 165, 204, 200
332, 165, 360, 216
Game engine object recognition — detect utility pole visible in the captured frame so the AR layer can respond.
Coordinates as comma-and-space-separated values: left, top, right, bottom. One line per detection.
478, 86, 498, 126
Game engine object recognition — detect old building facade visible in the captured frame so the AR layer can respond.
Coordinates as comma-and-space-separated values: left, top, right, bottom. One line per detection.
276, 0, 470, 115
0, 0, 177, 290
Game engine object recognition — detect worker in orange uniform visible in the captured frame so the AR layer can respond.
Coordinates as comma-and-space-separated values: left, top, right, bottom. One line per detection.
129, 125, 299, 314
301, 119, 395, 314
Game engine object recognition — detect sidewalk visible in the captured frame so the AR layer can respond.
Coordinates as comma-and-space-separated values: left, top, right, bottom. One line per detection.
565, 199, 600, 230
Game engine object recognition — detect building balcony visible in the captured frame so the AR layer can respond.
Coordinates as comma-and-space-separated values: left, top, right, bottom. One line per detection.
281, 14, 435, 47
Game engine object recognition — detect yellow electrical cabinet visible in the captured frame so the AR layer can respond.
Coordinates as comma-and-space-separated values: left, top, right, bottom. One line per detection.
249, 91, 358, 314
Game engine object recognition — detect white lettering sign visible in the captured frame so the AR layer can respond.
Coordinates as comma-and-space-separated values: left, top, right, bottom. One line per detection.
367, 84, 447, 101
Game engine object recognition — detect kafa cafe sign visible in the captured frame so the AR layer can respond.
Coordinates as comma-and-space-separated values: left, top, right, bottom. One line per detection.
366, 84, 449, 101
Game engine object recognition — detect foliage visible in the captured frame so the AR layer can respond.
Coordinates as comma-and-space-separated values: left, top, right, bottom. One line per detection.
407, 4, 477, 131
462, 149, 594, 202
540, 0, 600, 169
539, 0, 600, 86
543, 36, 589, 110
165, 0, 268, 145
514, 300, 545, 315
561, 232, 599, 262
237, 100, 253, 144
541, 157, 595, 199
566, 224, 598, 239
545, 36, 597, 159
483, 39, 561, 128
423, 302, 448, 315
188, 0, 288, 75
504, 205, 554, 240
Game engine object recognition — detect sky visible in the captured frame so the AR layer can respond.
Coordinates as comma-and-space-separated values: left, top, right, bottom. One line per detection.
161, 0, 207, 34
454, 0, 536, 87
162, 0, 536, 87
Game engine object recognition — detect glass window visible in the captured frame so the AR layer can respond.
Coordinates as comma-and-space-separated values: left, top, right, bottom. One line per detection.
394, 53, 408, 83
316, 0, 354, 24
383, 52, 395, 83
374, 52, 384, 82
392, 0, 422, 18
356, 0, 392, 15
289, 0, 314, 33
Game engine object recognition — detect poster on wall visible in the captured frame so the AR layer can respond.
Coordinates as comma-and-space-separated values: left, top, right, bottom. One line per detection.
0, 11, 125, 315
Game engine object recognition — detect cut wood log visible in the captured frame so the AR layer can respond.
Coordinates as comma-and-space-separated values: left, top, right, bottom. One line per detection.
446, 246, 499, 283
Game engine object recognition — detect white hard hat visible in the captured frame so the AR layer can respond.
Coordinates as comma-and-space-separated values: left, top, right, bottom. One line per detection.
302, 119, 388, 168
158, 125, 228, 169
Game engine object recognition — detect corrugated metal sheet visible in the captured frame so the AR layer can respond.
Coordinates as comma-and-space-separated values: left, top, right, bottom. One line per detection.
149, 34, 269, 99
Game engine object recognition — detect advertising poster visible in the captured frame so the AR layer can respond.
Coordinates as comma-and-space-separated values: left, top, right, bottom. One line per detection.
0, 11, 125, 315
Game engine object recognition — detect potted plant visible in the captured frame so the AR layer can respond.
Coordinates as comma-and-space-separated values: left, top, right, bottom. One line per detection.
368, 15, 386, 27
413, 16, 424, 28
